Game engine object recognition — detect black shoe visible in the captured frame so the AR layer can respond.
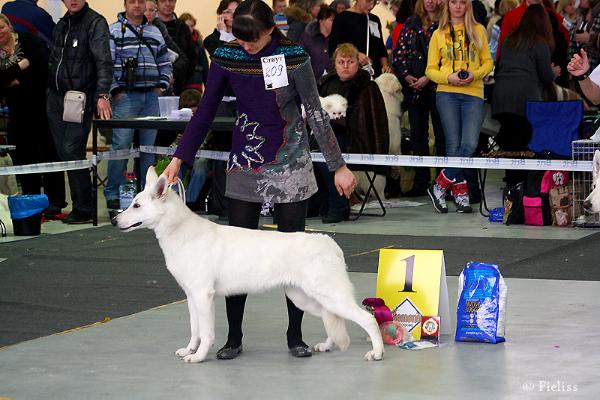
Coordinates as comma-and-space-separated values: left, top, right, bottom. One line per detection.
216, 344, 243, 360
43, 204, 63, 220
321, 208, 350, 224
106, 199, 120, 210
289, 344, 312, 358
62, 211, 92, 224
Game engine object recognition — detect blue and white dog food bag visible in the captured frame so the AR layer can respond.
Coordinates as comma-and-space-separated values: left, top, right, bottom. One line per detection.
455, 262, 507, 343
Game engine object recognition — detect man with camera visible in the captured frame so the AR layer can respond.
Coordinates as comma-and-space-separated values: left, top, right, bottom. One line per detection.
105, 0, 172, 211
47, 0, 113, 224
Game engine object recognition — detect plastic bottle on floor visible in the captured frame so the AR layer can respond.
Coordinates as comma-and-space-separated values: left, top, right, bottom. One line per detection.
119, 172, 137, 210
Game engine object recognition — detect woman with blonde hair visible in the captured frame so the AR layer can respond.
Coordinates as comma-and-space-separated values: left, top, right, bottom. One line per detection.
392, 0, 444, 196
425, 0, 493, 213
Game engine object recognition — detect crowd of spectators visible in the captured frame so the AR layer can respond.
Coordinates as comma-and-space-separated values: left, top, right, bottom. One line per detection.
0, 0, 596, 223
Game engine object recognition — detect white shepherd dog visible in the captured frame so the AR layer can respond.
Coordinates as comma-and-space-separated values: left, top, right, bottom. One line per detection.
112, 167, 384, 363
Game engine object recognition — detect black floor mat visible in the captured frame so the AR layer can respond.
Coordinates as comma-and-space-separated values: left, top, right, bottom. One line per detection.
1, 226, 598, 347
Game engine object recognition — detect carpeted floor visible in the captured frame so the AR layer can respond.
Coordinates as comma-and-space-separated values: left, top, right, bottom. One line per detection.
1, 225, 599, 348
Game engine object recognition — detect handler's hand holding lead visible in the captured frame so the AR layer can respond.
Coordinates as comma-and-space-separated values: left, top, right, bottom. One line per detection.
163, 157, 183, 184
334, 165, 356, 199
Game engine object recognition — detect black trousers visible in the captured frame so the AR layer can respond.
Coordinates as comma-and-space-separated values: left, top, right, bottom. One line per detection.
47, 90, 94, 214
406, 90, 445, 190
494, 112, 532, 186
224, 197, 307, 348
8, 108, 66, 208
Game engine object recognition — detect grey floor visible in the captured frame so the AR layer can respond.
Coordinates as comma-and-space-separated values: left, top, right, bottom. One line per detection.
1, 167, 599, 399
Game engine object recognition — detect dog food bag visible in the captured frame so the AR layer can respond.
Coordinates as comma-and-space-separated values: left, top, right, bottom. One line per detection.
455, 262, 507, 344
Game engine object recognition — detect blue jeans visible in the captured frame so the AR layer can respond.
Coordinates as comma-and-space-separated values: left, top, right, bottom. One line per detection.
435, 92, 484, 183
104, 90, 159, 200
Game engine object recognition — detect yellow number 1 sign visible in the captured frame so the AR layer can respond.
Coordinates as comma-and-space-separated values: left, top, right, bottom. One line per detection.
375, 249, 451, 340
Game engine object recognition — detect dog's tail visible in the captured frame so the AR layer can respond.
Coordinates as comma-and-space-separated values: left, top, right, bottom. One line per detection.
323, 310, 350, 351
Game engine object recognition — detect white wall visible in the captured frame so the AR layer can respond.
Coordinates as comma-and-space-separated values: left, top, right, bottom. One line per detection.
0, 1, 393, 43
0, 0, 222, 39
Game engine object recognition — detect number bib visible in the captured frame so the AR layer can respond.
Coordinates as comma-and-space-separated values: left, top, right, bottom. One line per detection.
261, 54, 289, 90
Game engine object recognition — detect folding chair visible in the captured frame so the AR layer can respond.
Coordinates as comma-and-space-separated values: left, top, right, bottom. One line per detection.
526, 100, 583, 158
478, 100, 583, 217
350, 169, 386, 220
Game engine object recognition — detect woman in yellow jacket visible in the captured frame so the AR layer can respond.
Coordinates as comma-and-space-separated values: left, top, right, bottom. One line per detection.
425, 0, 493, 213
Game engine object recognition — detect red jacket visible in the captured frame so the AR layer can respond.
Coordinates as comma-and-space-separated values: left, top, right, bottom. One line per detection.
497, 2, 569, 60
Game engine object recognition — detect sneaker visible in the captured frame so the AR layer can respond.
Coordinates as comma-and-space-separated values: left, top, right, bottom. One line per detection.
427, 183, 448, 213
62, 210, 92, 224
454, 193, 473, 213
106, 199, 120, 210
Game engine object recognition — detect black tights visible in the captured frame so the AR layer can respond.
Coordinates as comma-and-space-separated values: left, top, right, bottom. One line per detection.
225, 197, 307, 348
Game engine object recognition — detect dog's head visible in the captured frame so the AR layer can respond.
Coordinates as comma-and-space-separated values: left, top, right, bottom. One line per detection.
111, 166, 171, 232
320, 94, 348, 120
583, 150, 600, 214
374, 73, 401, 95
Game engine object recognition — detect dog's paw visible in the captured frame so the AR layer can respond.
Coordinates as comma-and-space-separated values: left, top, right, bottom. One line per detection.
183, 353, 206, 363
175, 347, 195, 357
363, 350, 384, 361
313, 342, 332, 353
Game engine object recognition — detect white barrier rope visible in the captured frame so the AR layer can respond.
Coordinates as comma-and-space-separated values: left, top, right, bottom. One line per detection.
2, 147, 591, 177
139, 145, 593, 172
0, 160, 93, 176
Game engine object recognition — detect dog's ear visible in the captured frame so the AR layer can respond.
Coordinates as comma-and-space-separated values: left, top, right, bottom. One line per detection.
146, 166, 158, 186
153, 175, 169, 200
594, 150, 600, 180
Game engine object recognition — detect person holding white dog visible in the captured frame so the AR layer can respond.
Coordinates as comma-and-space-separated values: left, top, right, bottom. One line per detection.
163, 0, 356, 360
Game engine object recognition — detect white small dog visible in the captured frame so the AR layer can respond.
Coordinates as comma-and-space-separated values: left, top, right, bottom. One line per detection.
583, 150, 600, 213
320, 94, 348, 120
113, 167, 384, 363
301, 94, 348, 121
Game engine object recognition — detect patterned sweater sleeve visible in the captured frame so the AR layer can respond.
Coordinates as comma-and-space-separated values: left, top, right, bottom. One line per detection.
292, 60, 345, 172
174, 61, 228, 166
392, 23, 413, 80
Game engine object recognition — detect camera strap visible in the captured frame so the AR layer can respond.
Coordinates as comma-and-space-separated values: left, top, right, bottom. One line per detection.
122, 22, 157, 61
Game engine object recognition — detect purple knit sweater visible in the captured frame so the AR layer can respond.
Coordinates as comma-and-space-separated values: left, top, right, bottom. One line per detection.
175, 35, 345, 204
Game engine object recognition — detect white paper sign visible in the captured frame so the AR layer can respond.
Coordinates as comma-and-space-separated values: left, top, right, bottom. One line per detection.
261, 54, 288, 90
369, 20, 380, 39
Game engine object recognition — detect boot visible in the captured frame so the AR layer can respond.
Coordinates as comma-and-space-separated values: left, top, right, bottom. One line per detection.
452, 180, 472, 213
427, 170, 452, 213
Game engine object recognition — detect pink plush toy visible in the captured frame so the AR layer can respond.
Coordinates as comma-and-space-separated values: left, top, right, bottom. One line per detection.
362, 297, 394, 325
362, 298, 406, 345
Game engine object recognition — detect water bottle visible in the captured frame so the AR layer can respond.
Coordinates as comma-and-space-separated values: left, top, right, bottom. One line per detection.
119, 172, 137, 210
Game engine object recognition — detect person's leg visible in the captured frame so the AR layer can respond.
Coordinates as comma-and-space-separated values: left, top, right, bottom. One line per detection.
435, 92, 461, 182
104, 93, 137, 204
451, 94, 485, 213
47, 91, 93, 217
274, 200, 312, 357
217, 197, 261, 359
138, 91, 159, 188
318, 133, 349, 223
407, 100, 431, 193
428, 92, 460, 212
429, 91, 446, 157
